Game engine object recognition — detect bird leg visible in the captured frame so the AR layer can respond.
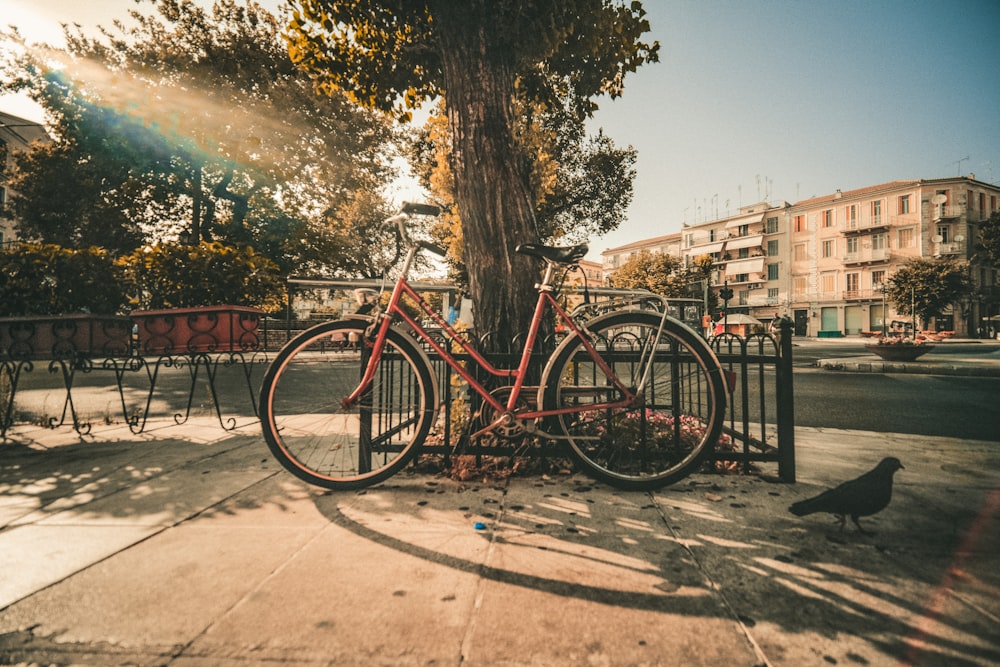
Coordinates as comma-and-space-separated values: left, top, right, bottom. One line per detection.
851, 515, 874, 536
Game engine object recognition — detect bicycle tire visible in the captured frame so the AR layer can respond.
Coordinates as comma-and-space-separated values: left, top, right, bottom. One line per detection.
541, 310, 727, 491
259, 319, 436, 490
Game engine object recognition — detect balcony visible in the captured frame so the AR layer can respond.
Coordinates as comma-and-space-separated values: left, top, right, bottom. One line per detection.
840, 216, 890, 234
933, 205, 962, 221
842, 289, 887, 301
842, 248, 890, 265
934, 240, 967, 256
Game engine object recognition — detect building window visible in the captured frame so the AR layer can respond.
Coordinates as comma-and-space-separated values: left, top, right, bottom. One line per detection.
738, 247, 750, 259
767, 263, 779, 280
822, 239, 835, 258
735, 273, 749, 283
872, 232, 886, 250
872, 270, 886, 288
793, 276, 807, 296
821, 273, 836, 294
899, 194, 910, 214
937, 224, 949, 243
846, 273, 860, 294
871, 200, 882, 223
846, 237, 858, 255
992, 195, 997, 211
709, 229, 716, 242
846, 204, 857, 228
936, 189, 949, 217
767, 239, 778, 256
766, 216, 778, 234
968, 190, 974, 210
981, 193, 987, 212
898, 227, 915, 248
794, 215, 806, 232
822, 209, 833, 227
793, 243, 807, 261
768, 287, 779, 299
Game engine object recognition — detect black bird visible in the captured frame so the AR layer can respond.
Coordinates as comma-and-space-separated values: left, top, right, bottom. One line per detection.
788, 457, 903, 534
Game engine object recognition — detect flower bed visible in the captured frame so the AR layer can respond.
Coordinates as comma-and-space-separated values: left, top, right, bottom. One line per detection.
865, 335, 933, 361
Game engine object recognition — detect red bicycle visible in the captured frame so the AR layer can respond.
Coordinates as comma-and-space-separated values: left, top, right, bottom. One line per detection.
259, 203, 727, 491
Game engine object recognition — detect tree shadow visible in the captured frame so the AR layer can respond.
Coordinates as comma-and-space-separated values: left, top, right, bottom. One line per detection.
310, 470, 1000, 666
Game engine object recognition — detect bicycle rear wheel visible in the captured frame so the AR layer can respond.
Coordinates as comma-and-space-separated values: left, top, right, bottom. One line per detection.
541, 310, 727, 491
259, 319, 436, 490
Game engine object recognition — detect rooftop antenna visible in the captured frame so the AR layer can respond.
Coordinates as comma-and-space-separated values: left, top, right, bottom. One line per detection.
952, 156, 969, 176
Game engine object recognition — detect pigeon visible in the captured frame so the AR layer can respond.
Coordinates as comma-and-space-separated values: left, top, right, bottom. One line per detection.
788, 457, 903, 534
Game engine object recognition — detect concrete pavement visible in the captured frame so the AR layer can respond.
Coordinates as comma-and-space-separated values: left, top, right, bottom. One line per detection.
1, 411, 998, 666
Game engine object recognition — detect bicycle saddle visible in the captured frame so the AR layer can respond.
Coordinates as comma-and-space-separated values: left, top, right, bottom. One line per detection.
515, 243, 589, 265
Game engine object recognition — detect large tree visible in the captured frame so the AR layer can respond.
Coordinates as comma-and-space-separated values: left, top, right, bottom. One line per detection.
1, 0, 401, 275
408, 99, 638, 287
286, 0, 658, 344
885, 258, 972, 329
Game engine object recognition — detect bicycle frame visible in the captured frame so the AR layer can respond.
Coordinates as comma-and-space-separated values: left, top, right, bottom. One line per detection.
342, 246, 645, 428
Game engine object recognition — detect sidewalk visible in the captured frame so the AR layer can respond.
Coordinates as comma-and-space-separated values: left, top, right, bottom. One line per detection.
1, 417, 998, 666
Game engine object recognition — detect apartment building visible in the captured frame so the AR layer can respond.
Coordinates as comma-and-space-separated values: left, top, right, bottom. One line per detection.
601, 176, 1000, 337
601, 231, 683, 277
0, 111, 50, 245
602, 202, 790, 326
786, 177, 999, 337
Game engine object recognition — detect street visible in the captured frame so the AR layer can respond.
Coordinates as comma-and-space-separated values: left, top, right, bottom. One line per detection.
788, 341, 1000, 442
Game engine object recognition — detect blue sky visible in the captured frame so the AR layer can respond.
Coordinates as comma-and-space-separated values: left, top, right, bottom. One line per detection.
4, 1, 999, 260
587, 0, 1000, 256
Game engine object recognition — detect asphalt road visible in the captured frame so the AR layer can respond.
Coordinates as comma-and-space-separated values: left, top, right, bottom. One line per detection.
787, 341, 1000, 442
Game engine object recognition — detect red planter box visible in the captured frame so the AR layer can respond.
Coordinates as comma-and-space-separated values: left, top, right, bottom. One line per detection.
0, 314, 132, 361
131, 306, 264, 355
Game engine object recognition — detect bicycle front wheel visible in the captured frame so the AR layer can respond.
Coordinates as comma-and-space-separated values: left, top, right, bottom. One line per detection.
541, 310, 727, 491
259, 319, 436, 490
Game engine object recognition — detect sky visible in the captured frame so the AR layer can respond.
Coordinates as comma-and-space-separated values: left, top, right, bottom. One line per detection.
3, 0, 1000, 261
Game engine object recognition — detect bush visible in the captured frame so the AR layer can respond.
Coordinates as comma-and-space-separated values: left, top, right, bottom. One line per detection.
0, 244, 128, 316
118, 242, 284, 311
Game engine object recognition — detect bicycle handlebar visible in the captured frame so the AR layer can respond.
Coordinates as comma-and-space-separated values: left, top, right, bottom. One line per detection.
387, 202, 445, 257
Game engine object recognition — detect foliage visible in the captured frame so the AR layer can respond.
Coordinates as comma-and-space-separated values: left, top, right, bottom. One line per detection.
409, 101, 637, 282
1, 0, 400, 275
118, 242, 284, 311
0, 244, 127, 316
979, 211, 1000, 266
885, 258, 972, 328
286, 0, 658, 347
609, 250, 714, 300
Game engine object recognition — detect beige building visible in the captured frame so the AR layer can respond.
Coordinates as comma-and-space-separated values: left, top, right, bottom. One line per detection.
601, 176, 1000, 337
785, 177, 999, 337
602, 202, 789, 328
0, 111, 50, 244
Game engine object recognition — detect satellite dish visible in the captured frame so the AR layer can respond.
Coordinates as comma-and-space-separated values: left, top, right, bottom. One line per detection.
955, 235, 965, 242
931, 194, 947, 205
932, 235, 943, 243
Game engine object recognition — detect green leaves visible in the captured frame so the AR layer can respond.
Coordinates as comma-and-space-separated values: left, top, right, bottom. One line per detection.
0, 245, 127, 316
885, 258, 972, 327
117, 242, 284, 311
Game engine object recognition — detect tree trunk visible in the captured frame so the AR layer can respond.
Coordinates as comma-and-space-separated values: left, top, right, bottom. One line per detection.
431, 1, 540, 350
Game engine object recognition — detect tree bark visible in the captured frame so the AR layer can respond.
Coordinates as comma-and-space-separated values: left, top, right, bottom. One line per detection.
431, 1, 540, 349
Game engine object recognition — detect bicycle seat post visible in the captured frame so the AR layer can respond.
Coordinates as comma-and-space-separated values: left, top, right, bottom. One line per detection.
536, 260, 557, 293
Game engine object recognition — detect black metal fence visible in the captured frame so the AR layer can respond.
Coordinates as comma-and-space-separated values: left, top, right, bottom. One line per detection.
399, 320, 796, 482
